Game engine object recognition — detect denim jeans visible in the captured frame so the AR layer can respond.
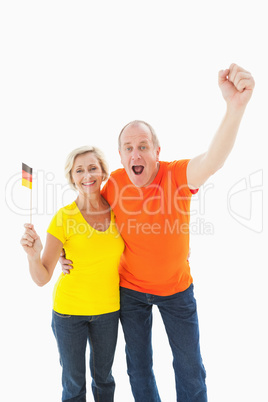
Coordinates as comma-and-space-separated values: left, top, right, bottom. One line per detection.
51, 310, 119, 402
120, 284, 207, 402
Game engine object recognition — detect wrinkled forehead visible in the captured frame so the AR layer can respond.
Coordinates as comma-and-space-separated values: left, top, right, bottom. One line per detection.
120, 123, 153, 146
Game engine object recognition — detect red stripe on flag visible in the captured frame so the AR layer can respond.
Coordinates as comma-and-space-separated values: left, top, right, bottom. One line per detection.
22, 170, 32, 182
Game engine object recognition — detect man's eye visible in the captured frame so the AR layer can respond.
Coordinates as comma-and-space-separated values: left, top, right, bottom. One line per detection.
140, 146, 146, 150
126, 147, 132, 151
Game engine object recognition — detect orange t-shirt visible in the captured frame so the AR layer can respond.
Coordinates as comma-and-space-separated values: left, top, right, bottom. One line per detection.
102, 159, 196, 296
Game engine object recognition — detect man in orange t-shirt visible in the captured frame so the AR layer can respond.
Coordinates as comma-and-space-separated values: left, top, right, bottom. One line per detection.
61, 64, 254, 401
102, 159, 196, 296
101, 127, 205, 402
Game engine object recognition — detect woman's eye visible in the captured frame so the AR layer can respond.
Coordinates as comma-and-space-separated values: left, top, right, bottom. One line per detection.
76, 169, 82, 173
140, 146, 146, 150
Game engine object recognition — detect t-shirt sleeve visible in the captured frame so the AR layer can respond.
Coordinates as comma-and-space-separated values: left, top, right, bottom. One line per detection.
101, 173, 118, 208
47, 208, 66, 245
169, 159, 199, 196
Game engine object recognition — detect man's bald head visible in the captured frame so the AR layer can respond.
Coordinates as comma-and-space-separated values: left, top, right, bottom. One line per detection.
118, 120, 160, 150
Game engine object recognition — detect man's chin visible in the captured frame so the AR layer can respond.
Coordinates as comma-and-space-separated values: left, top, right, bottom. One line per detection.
129, 171, 147, 187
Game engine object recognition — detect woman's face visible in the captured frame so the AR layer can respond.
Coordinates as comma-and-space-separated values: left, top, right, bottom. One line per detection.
71, 152, 103, 196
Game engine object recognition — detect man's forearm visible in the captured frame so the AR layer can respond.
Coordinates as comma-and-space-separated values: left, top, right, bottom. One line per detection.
205, 104, 246, 173
187, 64, 254, 189
187, 104, 248, 189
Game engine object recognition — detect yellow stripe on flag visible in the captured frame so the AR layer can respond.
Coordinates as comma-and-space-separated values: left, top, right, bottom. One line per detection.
22, 178, 32, 189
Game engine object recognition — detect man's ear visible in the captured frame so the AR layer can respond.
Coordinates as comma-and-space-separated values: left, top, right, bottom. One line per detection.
156, 146, 161, 162
119, 149, 123, 164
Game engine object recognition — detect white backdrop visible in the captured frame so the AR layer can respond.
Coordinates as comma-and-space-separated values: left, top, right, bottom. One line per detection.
1, 1, 267, 401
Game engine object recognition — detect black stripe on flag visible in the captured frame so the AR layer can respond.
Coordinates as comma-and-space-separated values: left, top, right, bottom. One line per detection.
22, 163, 33, 175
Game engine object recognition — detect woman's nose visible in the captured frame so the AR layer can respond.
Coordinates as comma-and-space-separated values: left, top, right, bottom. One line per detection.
84, 171, 94, 180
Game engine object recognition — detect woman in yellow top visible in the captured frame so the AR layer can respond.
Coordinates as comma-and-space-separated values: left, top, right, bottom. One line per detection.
20, 146, 125, 402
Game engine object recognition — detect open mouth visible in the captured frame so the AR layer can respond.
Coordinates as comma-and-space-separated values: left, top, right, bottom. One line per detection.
82, 181, 96, 187
132, 165, 144, 175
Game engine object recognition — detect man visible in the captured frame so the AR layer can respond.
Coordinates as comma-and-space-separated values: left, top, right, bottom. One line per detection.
60, 64, 254, 401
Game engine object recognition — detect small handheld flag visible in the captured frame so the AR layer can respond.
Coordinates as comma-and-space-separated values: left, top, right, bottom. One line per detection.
22, 163, 33, 223
22, 163, 32, 189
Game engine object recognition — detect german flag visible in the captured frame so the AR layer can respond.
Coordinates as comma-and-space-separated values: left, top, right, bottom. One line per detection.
22, 163, 33, 189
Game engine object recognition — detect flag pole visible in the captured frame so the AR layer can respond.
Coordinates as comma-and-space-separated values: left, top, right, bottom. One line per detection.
22, 163, 33, 224
30, 187, 32, 224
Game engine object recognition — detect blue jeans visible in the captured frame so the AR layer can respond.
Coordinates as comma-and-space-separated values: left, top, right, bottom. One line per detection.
51, 310, 119, 402
120, 284, 207, 402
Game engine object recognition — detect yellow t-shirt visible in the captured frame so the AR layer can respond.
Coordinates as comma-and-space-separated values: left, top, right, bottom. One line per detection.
47, 201, 125, 315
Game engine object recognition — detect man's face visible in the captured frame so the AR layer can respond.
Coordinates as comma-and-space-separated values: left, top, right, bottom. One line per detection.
119, 123, 160, 187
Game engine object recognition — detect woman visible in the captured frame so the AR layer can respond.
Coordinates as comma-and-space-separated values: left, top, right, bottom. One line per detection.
21, 146, 125, 402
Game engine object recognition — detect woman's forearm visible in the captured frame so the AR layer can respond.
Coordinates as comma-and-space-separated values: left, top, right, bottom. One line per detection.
27, 255, 51, 287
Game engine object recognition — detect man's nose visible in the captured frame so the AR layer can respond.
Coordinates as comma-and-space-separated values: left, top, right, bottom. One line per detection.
131, 149, 141, 160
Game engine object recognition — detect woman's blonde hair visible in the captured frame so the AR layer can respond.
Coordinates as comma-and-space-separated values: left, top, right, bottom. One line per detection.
65, 146, 109, 191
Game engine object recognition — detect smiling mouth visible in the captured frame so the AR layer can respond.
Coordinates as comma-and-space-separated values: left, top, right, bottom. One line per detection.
82, 181, 96, 186
132, 166, 144, 175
